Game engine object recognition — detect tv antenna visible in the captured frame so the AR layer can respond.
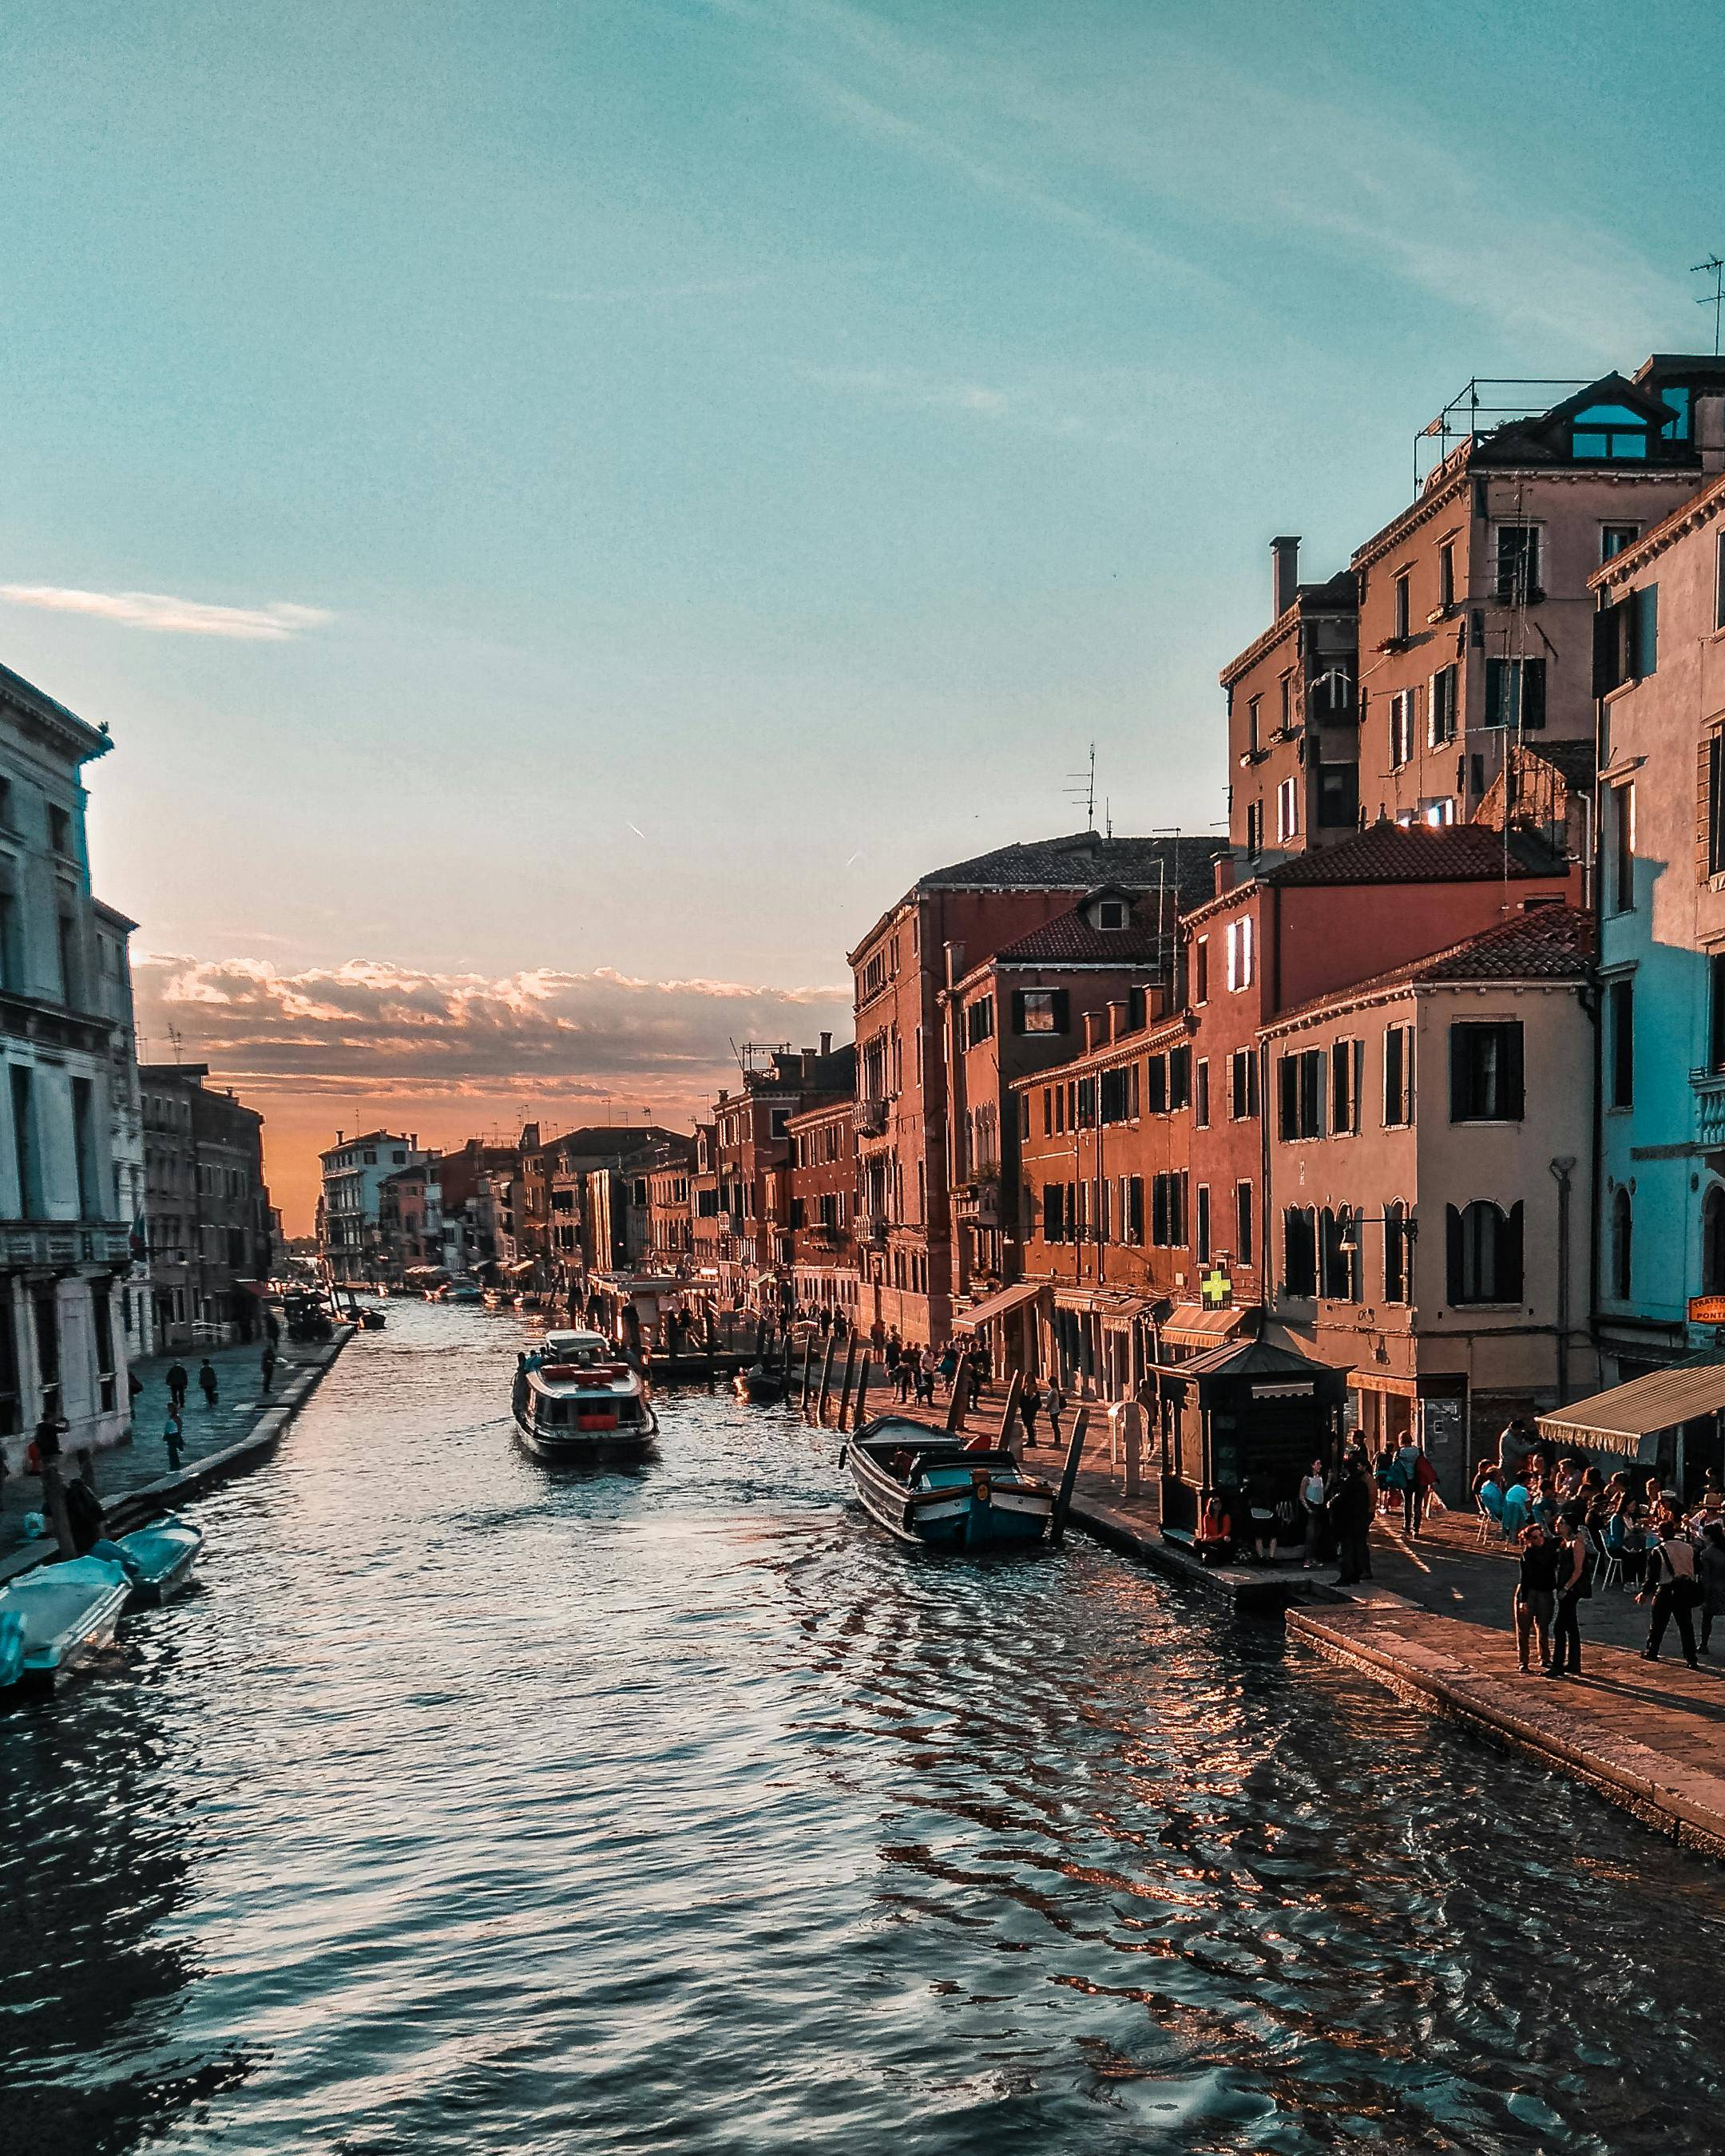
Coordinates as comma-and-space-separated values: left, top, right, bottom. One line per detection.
165, 1021, 184, 1065
1065, 743, 1097, 830
1695, 255, 1725, 357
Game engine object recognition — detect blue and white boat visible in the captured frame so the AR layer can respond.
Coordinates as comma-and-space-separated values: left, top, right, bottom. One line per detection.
98, 1516, 204, 1606
0, 1554, 132, 1695
844, 1417, 1055, 1551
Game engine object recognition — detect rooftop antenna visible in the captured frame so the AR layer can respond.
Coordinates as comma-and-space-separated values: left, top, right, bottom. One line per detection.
1695, 254, 1725, 357
165, 1021, 184, 1065
1065, 743, 1097, 830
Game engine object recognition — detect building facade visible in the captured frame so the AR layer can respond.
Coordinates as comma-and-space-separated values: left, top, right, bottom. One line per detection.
1262, 909, 1596, 1497
142, 1064, 272, 1343
0, 660, 137, 1471
319, 1130, 421, 1284
848, 832, 1219, 1349
1591, 462, 1725, 1385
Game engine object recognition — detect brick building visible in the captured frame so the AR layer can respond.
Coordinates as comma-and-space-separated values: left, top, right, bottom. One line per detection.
1005, 1005, 1196, 1398
707, 1040, 853, 1306
942, 884, 1179, 1317
848, 831, 1218, 1349
774, 1096, 859, 1323
1225, 541, 1358, 857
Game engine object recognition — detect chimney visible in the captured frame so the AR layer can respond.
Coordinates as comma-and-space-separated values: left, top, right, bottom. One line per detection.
944, 940, 966, 989
819, 1031, 832, 1057
1108, 998, 1128, 1043
1271, 535, 1300, 621
802, 1046, 816, 1078
1214, 855, 1236, 898
1083, 1010, 1104, 1052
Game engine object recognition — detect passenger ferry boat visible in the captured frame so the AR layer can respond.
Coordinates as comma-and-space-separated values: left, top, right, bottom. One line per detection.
512, 1330, 659, 1461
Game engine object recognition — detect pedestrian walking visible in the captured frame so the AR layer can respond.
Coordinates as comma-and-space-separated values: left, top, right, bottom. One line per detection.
260, 1344, 278, 1392
164, 1408, 184, 1471
1299, 1457, 1327, 1570
893, 1356, 913, 1403
1514, 1523, 1560, 1672
1020, 1376, 1041, 1449
937, 1343, 958, 1397
1330, 1459, 1374, 1585
198, 1357, 219, 1409
166, 1360, 189, 1410
884, 1331, 902, 1377
916, 1347, 936, 1405
1394, 1434, 1426, 1536
1548, 1516, 1589, 1678
1641, 1523, 1702, 1667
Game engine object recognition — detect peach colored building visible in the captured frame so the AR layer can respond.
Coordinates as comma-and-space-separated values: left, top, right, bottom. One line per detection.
1224, 540, 1358, 857
1261, 908, 1596, 1499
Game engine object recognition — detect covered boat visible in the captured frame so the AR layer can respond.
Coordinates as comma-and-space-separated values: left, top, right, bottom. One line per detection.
513, 1330, 658, 1461
733, 1364, 786, 1405
0, 1554, 132, 1695
97, 1516, 204, 1606
844, 1417, 1055, 1551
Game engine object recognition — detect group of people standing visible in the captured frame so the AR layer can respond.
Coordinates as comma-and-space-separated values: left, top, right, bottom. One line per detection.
1476, 1424, 1725, 1675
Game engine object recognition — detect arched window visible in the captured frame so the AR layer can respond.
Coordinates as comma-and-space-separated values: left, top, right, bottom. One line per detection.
1704, 1187, 1725, 1298
1571, 403, 1649, 459
1446, 1201, 1524, 1306
1611, 1187, 1633, 1302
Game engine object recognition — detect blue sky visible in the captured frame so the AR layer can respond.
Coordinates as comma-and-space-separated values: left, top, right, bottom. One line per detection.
0, 0, 1717, 1217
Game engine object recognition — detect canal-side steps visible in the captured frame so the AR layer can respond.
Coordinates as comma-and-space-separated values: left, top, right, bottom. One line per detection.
0, 1325, 357, 1588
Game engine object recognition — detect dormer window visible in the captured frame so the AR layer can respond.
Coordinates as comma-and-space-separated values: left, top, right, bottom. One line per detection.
1095, 899, 1127, 930
1571, 404, 1649, 459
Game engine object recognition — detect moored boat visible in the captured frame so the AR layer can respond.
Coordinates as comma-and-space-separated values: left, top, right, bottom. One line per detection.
446, 1279, 483, 1305
512, 1330, 658, 1461
0, 1555, 132, 1695
733, 1364, 786, 1405
359, 1305, 387, 1329
843, 1417, 1054, 1551
97, 1516, 204, 1607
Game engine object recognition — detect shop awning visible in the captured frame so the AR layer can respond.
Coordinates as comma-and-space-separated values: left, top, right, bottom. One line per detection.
957, 1280, 1045, 1330
1157, 1302, 1249, 1351
1538, 1356, 1725, 1456
1052, 1287, 1156, 1324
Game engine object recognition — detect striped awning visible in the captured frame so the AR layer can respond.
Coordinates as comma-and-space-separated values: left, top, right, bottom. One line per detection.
956, 1280, 1045, 1330
1538, 1356, 1725, 1456
1157, 1302, 1249, 1351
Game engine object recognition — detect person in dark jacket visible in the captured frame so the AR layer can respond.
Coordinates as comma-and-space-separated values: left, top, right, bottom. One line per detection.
1330, 1462, 1374, 1584
166, 1361, 189, 1409
197, 1358, 218, 1408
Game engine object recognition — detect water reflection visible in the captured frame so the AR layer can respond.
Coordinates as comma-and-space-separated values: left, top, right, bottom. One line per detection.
2, 1302, 1722, 2153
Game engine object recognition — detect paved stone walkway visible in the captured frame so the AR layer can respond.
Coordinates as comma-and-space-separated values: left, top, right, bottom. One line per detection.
1, 1334, 329, 1558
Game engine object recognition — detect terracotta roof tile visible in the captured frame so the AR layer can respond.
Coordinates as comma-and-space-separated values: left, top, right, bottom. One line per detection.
1266, 822, 1570, 886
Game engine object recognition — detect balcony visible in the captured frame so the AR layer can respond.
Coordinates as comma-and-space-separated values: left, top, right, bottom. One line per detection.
1695, 1068, 1725, 1154
0, 1220, 133, 1270
951, 1177, 1000, 1227
855, 1099, 890, 1138
858, 1216, 887, 1247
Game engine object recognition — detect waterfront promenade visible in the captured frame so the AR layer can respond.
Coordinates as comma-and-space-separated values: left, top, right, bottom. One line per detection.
0, 1330, 351, 1574
845, 1373, 1725, 1854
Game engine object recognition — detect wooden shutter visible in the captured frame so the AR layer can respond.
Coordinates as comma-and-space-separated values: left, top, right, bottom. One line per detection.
1501, 1202, 1525, 1303
1504, 1023, 1525, 1120
1051, 989, 1069, 1035
1523, 660, 1546, 731
1445, 1204, 1464, 1304
1010, 990, 1026, 1034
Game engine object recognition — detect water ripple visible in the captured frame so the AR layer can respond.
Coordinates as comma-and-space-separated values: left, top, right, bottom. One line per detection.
2, 1302, 1721, 2153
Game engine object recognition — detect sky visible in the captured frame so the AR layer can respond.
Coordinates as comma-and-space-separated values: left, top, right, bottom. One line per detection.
0, 0, 1719, 1228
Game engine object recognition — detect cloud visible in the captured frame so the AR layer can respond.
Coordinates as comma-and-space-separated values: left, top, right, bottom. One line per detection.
133, 952, 853, 1123
717, 0, 1683, 360
0, 586, 332, 640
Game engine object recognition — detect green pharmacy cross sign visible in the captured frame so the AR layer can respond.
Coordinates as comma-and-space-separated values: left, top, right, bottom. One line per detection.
1200, 1266, 1232, 1310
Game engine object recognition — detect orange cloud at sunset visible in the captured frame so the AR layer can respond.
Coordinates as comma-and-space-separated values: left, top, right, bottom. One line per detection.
133, 953, 853, 1233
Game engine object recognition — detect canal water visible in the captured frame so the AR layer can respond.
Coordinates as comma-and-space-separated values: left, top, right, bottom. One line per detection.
3, 1303, 1721, 2154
